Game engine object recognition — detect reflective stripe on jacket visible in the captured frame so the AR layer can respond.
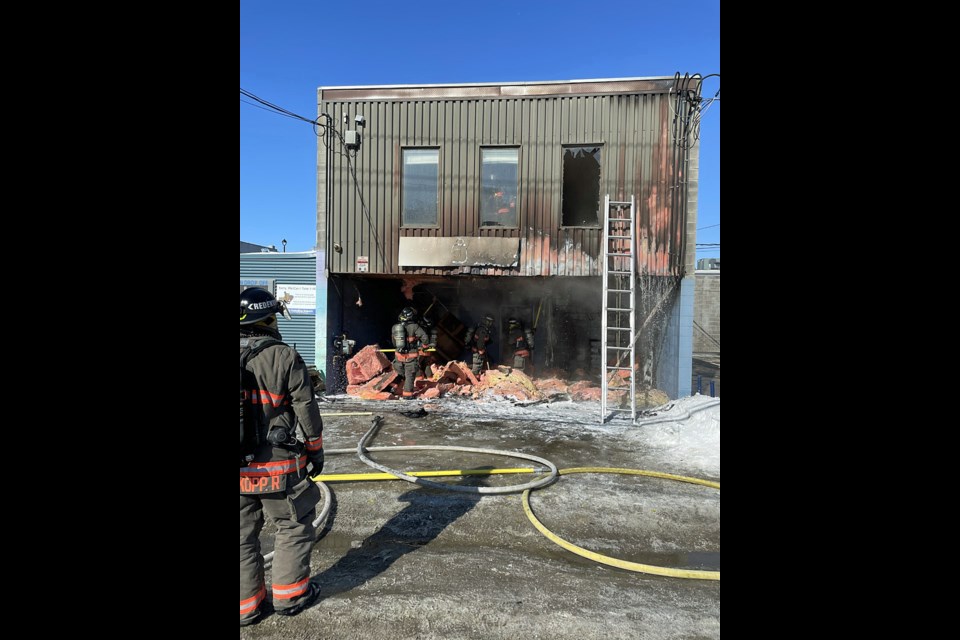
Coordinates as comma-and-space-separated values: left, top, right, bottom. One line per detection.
240, 334, 323, 471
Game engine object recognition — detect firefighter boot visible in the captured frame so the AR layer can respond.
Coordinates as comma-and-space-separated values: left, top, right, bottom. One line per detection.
275, 582, 321, 617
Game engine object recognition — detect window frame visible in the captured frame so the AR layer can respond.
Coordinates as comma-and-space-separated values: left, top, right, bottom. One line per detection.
400, 146, 441, 229
560, 143, 604, 229
478, 145, 521, 231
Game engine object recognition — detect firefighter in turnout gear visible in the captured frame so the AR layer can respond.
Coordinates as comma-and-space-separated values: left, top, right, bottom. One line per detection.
419, 315, 440, 378
240, 288, 324, 626
391, 306, 432, 398
463, 314, 495, 376
506, 317, 535, 372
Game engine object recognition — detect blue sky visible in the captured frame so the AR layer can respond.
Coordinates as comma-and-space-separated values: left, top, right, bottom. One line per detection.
240, 0, 719, 261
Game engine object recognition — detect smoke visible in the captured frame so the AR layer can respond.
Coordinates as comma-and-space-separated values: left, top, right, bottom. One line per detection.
332, 274, 680, 393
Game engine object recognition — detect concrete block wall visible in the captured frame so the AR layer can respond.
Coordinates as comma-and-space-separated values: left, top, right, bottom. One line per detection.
694, 271, 720, 353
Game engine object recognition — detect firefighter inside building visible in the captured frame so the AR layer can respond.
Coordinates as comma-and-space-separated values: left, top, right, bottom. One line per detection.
240, 287, 324, 627
391, 306, 433, 398
463, 314, 496, 375
492, 185, 515, 215
506, 317, 535, 373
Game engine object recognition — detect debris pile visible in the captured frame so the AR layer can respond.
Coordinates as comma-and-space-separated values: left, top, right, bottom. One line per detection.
341, 345, 667, 406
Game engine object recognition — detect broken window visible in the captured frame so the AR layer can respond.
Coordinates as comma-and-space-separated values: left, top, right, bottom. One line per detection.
480, 147, 519, 228
401, 148, 439, 227
561, 145, 602, 227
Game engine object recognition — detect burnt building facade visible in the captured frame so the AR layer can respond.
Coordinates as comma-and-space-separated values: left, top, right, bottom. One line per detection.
316, 77, 700, 399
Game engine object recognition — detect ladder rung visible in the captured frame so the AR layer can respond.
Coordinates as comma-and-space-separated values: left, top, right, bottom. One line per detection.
605, 192, 637, 428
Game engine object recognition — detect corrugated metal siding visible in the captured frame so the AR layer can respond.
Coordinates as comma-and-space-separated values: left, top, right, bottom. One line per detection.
239, 252, 318, 366
320, 85, 686, 278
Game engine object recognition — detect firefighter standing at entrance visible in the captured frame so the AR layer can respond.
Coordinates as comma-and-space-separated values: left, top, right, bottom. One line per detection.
463, 314, 495, 375
506, 317, 535, 372
240, 288, 324, 627
391, 306, 432, 398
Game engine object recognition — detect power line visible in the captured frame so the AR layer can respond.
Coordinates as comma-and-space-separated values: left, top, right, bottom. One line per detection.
696, 243, 720, 247
240, 98, 307, 122
240, 88, 319, 126
698, 223, 720, 230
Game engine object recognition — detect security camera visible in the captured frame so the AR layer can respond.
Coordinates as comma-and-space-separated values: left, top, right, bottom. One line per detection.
355, 115, 366, 127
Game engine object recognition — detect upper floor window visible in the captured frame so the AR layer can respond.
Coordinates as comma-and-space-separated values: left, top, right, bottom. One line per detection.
401, 148, 439, 227
561, 145, 602, 227
480, 147, 519, 228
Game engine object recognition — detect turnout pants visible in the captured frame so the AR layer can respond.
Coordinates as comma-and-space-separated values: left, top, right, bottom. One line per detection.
240, 474, 321, 624
470, 348, 489, 376
392, 358, 420, 394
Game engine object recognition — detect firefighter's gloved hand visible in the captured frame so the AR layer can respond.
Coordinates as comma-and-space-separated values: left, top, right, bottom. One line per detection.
398, 346, 408, 354
307, 449, 324, 477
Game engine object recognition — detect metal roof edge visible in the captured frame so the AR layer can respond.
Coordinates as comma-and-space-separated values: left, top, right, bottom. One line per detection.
318, 75, 677, 92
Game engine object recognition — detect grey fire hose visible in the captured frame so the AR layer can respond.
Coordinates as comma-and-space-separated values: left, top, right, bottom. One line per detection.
351, 415, 559, 494
263, 480, 331, 569
265, 414, 559, 565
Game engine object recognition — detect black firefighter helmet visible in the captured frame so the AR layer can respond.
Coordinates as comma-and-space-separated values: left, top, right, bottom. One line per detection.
399, 306, 417, 323
240, 287, 291, 325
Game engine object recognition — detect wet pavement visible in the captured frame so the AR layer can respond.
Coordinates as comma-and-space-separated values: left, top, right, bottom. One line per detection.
242, 395, 720, 640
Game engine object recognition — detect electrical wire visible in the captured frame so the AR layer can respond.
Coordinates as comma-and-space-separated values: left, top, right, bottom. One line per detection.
240, 98, 305, 121
239, 89, 385, 271
240, 88, 318, 126
671, 72, 720, 150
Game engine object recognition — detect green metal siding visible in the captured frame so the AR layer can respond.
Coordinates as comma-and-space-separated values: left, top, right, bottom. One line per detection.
318, 80, 687, 278
239, 252, 318, 366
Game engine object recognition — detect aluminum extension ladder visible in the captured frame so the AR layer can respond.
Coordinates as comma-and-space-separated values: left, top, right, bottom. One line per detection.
600, 194, 636, 423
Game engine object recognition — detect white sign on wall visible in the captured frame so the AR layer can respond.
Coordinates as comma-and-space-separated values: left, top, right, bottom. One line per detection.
356, 256, 369, 272
275, 283, 317, 315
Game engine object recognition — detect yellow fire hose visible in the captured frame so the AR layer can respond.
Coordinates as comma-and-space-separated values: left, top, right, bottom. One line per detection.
270, 417, 721, 580
320, 412, 374, 417
312, 467, 537, 482
522, 467, 720, 580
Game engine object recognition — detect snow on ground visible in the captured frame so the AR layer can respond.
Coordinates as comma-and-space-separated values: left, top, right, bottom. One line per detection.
322, 392, 720, 478
427, 393, 719, 477
630, 395, 721, 477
